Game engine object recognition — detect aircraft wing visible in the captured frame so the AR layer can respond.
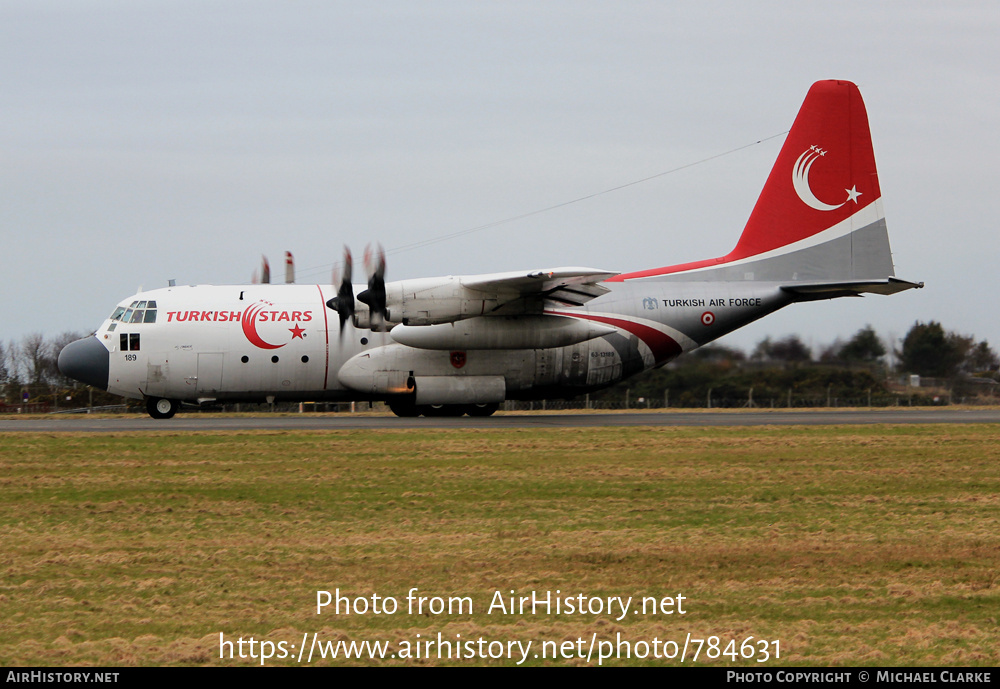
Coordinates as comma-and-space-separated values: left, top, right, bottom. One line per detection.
461, 267, 619, 307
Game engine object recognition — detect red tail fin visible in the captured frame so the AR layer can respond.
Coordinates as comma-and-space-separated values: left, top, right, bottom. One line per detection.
614, 80, 887, 282
732, 79, 879, 258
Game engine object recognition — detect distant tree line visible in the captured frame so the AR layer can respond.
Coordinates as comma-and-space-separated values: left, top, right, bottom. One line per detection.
1, 332, 81, 387
591, 322, 999, 408
724, 323, 997, 378
0, 331, 125, 408
897, 322, 998, 378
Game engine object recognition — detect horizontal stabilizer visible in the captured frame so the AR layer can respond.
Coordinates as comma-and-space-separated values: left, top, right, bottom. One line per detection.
781, 277, 923, 301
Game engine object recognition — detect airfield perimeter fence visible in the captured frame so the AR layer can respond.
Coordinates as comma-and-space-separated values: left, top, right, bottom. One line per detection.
1, 383, 995, 415
0, 396, 988, 415
501, 392, 978, 411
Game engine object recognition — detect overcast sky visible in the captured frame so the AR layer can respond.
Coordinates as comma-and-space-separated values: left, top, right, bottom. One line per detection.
2, 1, 997, 357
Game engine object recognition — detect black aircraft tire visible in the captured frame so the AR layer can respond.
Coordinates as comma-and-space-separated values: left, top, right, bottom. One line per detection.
464, 403, 499, 417
388, 400, 420, 417
146, 397, 179, 420
420, 404, 466, 417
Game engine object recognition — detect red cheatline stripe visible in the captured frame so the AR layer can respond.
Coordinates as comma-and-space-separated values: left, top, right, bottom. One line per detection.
548, 311, 682, 364
605, 256, 724, 281
316, 285, 330, 390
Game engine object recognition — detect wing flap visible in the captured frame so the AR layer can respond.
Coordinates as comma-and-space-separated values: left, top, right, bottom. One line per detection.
462, 267, 618, 305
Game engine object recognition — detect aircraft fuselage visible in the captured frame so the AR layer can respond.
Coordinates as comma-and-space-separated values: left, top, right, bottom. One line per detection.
96, 281, 788, 405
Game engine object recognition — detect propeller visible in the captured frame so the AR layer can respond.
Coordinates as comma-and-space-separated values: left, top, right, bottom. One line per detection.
325, 246, 355, 336
358, 242, 388, 331
260, 255, 271, 284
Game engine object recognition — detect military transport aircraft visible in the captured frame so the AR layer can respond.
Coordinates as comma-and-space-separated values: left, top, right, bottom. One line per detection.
59, 80, 921, 419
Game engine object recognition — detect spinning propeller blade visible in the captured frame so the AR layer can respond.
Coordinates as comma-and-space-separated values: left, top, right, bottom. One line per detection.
325, 246, 355, 336
357, 243, 388, 331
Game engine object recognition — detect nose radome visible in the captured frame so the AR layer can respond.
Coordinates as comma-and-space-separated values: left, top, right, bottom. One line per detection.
58, 336, 110, 390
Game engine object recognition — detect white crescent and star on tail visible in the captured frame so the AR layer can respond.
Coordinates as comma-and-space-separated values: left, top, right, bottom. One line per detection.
792, 145, 862, 211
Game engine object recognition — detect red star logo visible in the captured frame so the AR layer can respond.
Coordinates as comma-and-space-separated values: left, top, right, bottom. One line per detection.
289, 323, 306, 339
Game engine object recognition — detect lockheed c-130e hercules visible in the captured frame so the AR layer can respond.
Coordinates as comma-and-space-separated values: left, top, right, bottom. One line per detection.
59, 80, 921, 419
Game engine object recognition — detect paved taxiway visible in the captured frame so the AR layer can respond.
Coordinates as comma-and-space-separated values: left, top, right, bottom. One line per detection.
3, 408, 1000, 432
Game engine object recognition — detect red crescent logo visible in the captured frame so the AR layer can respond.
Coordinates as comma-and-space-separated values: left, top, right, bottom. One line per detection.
242, 303, 286, 350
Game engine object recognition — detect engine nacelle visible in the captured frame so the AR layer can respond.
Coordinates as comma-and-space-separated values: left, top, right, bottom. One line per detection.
382, 277, 508, 326
349, 302, 382, 331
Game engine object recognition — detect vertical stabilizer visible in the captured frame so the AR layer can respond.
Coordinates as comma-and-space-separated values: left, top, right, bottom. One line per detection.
733, 79, 881, 261
615, 80, 898, 285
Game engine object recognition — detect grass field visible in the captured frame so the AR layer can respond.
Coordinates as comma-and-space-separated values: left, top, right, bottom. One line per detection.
1, 424, 998, 666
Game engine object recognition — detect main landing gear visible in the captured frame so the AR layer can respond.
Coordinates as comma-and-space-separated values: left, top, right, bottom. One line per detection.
465, 403, 500, 417
387, 400, 499, 418
146, 397, 179, 419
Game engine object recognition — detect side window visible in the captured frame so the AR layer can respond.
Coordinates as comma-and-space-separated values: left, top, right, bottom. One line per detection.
129, 334, 140, 351
120, 334, 128, 351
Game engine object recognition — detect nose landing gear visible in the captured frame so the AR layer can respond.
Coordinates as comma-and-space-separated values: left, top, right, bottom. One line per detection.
146, 397, 179, 419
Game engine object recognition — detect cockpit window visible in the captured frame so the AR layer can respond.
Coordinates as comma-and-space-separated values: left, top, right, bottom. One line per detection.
110, 303, 156, 324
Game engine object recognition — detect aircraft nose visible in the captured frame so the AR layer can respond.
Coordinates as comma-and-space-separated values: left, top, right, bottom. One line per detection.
58, 336, 110, 390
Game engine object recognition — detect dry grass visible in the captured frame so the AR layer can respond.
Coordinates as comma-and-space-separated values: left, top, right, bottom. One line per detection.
1, 425, 998, 666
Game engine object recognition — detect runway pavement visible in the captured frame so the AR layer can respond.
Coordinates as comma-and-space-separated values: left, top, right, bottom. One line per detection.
3, 408, 1000, 432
